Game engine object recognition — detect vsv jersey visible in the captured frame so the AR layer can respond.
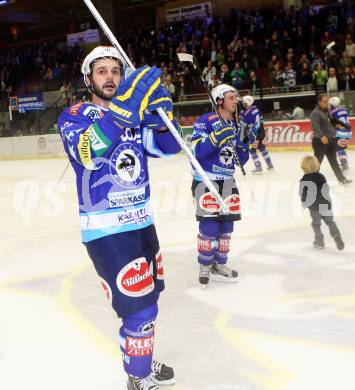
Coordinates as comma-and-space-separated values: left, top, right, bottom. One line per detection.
191, 112, 249, 181
330, 107, 352, 140
58, 101, 180, 242
240, 105, 262, 139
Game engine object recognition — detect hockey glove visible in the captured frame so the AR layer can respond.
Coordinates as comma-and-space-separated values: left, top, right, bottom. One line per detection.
109, 66, 161, 128
241, 124, 257, 144
209, 125, 235, 147
147, 85, 173, 120
142, 113, 182, 135
235, 138, 250, 166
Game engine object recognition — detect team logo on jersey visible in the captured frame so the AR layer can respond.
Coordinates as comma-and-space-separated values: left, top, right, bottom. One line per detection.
225, 194, 240, 214
110, 143, 145, 188
100, 277, 112, 303
199, 192, 221, 213
219, 146, 234, 166
116, 257, 154, 298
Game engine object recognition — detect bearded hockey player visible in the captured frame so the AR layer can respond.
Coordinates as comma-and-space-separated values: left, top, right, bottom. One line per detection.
328, 96, 352, 172
191, 84, 251, 286
240, 95, 274, 174
57, 46, 181, 390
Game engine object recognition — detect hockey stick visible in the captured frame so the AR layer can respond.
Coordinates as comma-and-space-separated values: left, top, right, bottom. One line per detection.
177, 53, 255, 200
57, 160, 70, 184
82, 0, 228, 212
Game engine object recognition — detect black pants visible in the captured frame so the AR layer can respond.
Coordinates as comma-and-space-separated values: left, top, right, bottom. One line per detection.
309, 209, 340, 242
312, 137, 345, 182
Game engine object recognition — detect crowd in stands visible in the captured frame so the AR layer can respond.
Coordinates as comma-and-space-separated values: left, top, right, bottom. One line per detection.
116, 1, 355, 99
0, 1, 355, 106
0, 41, 84, 106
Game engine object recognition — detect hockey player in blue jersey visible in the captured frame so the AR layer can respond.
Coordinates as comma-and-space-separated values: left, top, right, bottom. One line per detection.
328, 96, 352, 172
57, 46, 181, 390
191, 84, 251, 286
240, 95, 274, 174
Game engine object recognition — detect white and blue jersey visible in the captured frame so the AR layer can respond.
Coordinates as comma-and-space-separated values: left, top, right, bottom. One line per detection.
240, 105, 263, 140
191, 112, 249, 181
330, 107, 352, 140
58, 101, 180, 243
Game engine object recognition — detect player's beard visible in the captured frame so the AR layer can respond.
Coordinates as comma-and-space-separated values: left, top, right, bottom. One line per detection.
91, 80, 116, 101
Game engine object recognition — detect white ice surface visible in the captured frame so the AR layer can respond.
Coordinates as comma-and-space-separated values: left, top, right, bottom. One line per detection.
1, 151, 355, 390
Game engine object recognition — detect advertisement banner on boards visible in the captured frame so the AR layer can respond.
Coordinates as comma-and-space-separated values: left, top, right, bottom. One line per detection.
181, 118, 355, 149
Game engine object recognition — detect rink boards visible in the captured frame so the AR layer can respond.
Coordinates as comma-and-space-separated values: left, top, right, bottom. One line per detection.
0, 118, 354, 158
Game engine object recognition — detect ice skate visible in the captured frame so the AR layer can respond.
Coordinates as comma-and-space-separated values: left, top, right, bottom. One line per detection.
211, 263, 238, 283
127, 374, 159, 390
334, 235, 345, 251
340, 178, 352, 186
251, 167, 263, 175
199, 264, 211, 286
341, 163, 349, 172
267, 164, 274, 172
313, 239, 324, 249
151, 360, 175, 385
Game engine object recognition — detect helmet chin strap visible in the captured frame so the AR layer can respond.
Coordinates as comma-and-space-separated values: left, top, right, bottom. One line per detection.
84, 74, 95, 94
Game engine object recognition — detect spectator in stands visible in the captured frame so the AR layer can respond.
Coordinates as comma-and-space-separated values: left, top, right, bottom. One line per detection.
268, 54, 279, 74
202, 60, 216, 85
313, 63, 327, 93
59, 81, 69, 107
339, 51, 353, 73
286, 102, 305, 120
340, 66, 355, 91
215, 48, 226, 68
53, 63, 62, 80
298, 54, 310, 70
345, 34, 355, 63
284, 62, 297, 88
218, 63, 232, 85
163, 77, 176, 101
271, 63, 285, 90
260, 38, 272, 65
45, 66, 53, 81
311, 54, 324, 71
298, 62, 313, 88
176, 75, 191, 101
327, 67, 338, 92
230, 62, 245, 89
247, 70, 260, 93
209, 73, 221, 88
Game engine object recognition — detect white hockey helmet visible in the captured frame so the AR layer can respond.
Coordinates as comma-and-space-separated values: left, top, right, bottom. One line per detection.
242, 95, 254, 107
328, 96, 341, 108
211, 84, 237, 103
81, 46, 122, 76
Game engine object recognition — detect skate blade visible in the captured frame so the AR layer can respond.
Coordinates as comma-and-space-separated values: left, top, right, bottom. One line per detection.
211, 274, 238, 283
